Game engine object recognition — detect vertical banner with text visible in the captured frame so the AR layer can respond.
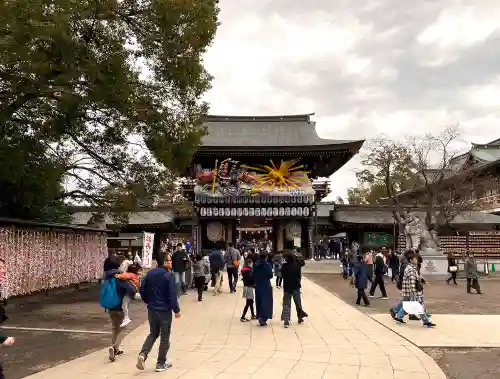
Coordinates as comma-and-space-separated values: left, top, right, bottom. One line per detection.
142, 232, 155, 268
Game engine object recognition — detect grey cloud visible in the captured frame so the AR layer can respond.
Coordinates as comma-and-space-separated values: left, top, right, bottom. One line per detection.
253, 0, 500, 137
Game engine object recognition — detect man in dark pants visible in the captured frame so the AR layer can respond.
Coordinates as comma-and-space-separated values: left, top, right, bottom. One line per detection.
137, 253, 181, 372
225, 242, 241, 293
369, 252, 388, 299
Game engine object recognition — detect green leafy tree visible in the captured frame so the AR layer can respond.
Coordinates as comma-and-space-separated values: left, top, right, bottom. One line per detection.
0, 0, 219, 220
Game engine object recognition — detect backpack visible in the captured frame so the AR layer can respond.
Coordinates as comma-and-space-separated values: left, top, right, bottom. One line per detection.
99, 278, 121, 310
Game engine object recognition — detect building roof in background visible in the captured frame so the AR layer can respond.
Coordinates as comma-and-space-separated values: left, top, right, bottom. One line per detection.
71, 211, 175, 226
332, 205, 500, 225
200, 114, 364, 150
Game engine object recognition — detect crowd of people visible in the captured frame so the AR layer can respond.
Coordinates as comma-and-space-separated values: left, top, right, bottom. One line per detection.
345, 245, 484, 328
100, 242, 309, 371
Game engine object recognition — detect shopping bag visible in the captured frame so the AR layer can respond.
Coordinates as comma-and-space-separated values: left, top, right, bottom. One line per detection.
402, 300, 425, 315
387, 268, 392, 277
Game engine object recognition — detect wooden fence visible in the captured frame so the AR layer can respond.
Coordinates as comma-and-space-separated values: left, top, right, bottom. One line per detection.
0, 220, 107, 298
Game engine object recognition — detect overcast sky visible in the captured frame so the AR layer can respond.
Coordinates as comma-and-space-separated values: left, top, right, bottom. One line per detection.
203, 0, 500, 200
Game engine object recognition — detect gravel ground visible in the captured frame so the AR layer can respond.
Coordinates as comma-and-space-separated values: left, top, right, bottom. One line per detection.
306, 273, 500, 379
305, 273, 500, 314
0, 283, 148, 379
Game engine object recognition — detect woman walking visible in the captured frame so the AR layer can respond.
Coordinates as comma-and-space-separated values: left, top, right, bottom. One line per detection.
446, 252, 458, 285
253, 252, 273, 326
465, 252, 482, 294
240, 258, 256, 321
193, 254, 209, 301
280, 252, 308, 328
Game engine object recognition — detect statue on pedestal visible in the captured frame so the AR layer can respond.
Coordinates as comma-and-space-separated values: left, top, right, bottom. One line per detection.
397, 210, 441, 255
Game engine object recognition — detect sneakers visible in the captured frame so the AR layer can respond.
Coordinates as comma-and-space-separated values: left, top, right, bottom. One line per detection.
284, 322, 290, 328
120, 318, 131, 327
395, 318, 406, 324
136, 354, 146, 370
380, 297, 389, 300
423, 322, 436, 328
108, 347, 124, 362
240, 317, 249, 322
108, 347, 116, 362
156, 363, 173, 372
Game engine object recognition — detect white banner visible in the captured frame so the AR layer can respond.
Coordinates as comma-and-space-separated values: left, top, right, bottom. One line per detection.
142, 232, 155, 268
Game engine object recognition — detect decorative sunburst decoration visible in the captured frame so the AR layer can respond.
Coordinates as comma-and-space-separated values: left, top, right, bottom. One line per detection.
242, 159, 310, 192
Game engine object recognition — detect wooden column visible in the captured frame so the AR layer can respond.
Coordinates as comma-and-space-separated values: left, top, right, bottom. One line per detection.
192, 215, 201, 255
306, 217, 314, 259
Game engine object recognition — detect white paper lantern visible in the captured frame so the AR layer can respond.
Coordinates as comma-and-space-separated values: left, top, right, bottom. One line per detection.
303, 207, 310, 216
200, 208, 206, 216
279, 208, 285, 216
291, 207, 297, 216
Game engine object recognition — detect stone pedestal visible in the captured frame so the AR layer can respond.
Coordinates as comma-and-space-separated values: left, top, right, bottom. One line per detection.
420, 255, 448, 276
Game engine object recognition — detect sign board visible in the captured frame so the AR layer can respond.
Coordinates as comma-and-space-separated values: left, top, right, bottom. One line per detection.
363, 232, 392, 247
142, 232, 155, 268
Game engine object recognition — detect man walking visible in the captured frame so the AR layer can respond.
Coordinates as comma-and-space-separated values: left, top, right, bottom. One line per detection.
225, 242, 241, 293
172, 243, 188, 297
137, 253, 181, 372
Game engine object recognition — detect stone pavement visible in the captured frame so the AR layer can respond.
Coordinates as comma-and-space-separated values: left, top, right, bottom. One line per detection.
302, 259, 342, 274
372, 314, 500, 347
25, 278, 446, 379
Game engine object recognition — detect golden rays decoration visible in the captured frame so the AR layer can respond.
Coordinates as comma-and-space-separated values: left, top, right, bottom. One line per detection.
242, 159, 310, 192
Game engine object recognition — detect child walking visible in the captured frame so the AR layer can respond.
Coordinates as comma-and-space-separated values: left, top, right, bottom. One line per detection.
193, 254, 210, 301
115, 263, 142, 327
240, 258, 256, 322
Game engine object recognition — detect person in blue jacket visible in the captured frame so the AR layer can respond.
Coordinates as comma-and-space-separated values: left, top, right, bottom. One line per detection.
136, 253, 181, 372
102, 256, 136, 362
352, 254, 370, 306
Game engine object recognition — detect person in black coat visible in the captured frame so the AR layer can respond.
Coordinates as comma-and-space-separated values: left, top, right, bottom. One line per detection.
368, 252, 388, 298
446, 252, 458, 285
352, 254, 370, 306
280, 252, 308, 328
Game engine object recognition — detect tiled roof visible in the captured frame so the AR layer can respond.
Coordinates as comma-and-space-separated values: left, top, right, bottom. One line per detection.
200, 115, 363, 148
71, 211, 174, 225
333, 208, 500, 225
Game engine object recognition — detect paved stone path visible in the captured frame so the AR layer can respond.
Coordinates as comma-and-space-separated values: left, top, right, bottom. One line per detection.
372, 314, 500, 347
24, 278, 446, 379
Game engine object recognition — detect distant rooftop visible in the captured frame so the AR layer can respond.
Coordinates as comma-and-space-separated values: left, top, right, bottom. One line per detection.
200, 114, 363, 149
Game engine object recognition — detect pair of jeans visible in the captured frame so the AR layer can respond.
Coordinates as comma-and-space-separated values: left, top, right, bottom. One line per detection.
108, 310, 126, 350
194, 276, 205, 300
281, 289, 307, 323
140, 309, 173, 365
173, 271, 186, 297
356, 289, 369, 305
369, 274, 387, 297
394, 297, 430, 324
227, 267, 238, 292
275, 277, 283, 287
467, 278, 481, 293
